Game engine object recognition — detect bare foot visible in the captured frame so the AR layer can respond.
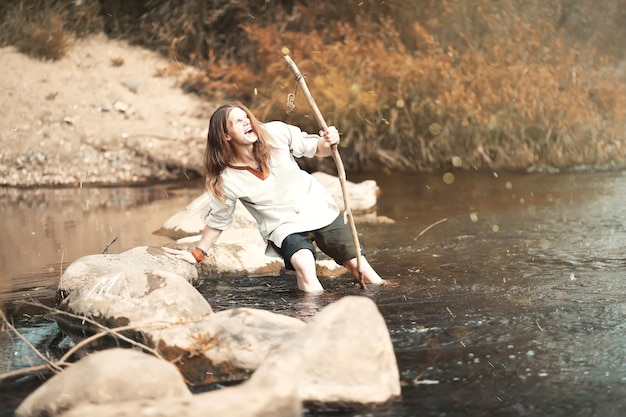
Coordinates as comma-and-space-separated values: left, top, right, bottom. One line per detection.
364, 275, 385, 285
353, 277, 387, 286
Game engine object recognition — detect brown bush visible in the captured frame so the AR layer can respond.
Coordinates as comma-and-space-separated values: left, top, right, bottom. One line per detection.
232, 0, 626, 172
0, 0, 103, 60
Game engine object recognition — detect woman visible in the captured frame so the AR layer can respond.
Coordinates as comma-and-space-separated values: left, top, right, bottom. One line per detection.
165, 100, 383, 292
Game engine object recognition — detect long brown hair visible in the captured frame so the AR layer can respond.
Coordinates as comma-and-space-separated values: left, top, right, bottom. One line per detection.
204, 100, 272, 202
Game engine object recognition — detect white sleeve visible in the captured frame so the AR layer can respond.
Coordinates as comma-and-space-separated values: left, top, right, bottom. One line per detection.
204, 193, 236, 231
264, 121, 318, 158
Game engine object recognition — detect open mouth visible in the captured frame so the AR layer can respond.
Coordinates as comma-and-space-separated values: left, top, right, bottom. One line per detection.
245, 127, 253, 135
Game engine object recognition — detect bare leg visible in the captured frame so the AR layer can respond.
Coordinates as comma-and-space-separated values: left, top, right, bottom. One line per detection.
343, 256, 384, 285
290, 249, 324, 292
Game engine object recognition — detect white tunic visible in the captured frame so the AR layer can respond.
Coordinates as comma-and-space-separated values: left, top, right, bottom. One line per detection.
205, 121, 340, 248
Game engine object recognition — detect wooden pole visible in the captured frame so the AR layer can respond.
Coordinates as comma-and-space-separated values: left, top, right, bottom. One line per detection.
283, 54, 365, 289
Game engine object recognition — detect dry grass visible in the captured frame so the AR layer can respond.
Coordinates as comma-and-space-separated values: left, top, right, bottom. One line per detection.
0, 0, 102, 60
236, 0, 626, 172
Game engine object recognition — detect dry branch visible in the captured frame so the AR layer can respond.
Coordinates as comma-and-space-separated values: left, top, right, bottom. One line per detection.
0, 301, 205, 384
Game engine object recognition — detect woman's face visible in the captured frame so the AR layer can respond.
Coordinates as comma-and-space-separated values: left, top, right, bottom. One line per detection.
226, 107, 258, 147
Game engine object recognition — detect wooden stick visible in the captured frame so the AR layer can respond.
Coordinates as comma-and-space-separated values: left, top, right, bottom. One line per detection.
283, 54, 365, 289
415, 217, 448, 239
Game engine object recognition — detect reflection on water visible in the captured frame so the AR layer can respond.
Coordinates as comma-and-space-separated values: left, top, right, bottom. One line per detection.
0, 182, 203, 305
2, 170, 626, 416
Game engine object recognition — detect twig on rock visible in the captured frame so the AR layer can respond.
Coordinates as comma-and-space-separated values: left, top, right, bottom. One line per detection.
102, 237, 118, 254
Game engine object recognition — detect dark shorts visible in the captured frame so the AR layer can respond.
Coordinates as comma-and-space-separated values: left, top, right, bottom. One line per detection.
274, 214, 366, 270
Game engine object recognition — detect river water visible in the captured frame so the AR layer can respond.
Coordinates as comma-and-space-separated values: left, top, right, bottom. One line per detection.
2, 169, 626, 416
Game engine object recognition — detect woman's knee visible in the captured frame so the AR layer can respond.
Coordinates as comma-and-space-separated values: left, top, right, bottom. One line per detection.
290, 248, 315, 268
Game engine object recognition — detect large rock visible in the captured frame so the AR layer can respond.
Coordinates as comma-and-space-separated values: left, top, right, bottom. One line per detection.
57, 377, 302, 417
155, 192, 256, 240
16, 298, 399, 417
15, 348, 191, 417
154, 191, 347, 279
149, 307, 306, 385
57, 268, 212, 330
155, 172, 382, 241
187, 230, 345, 279
249, 296, 401, 408
170, 223, 346, 280
58, 246, 199, 298
187, 227, 285, 278
313, 172, 379, 214
55, 264, 305, 385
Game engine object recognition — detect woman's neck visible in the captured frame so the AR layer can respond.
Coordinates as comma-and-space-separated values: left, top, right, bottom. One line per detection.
232, 147, 257, 167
